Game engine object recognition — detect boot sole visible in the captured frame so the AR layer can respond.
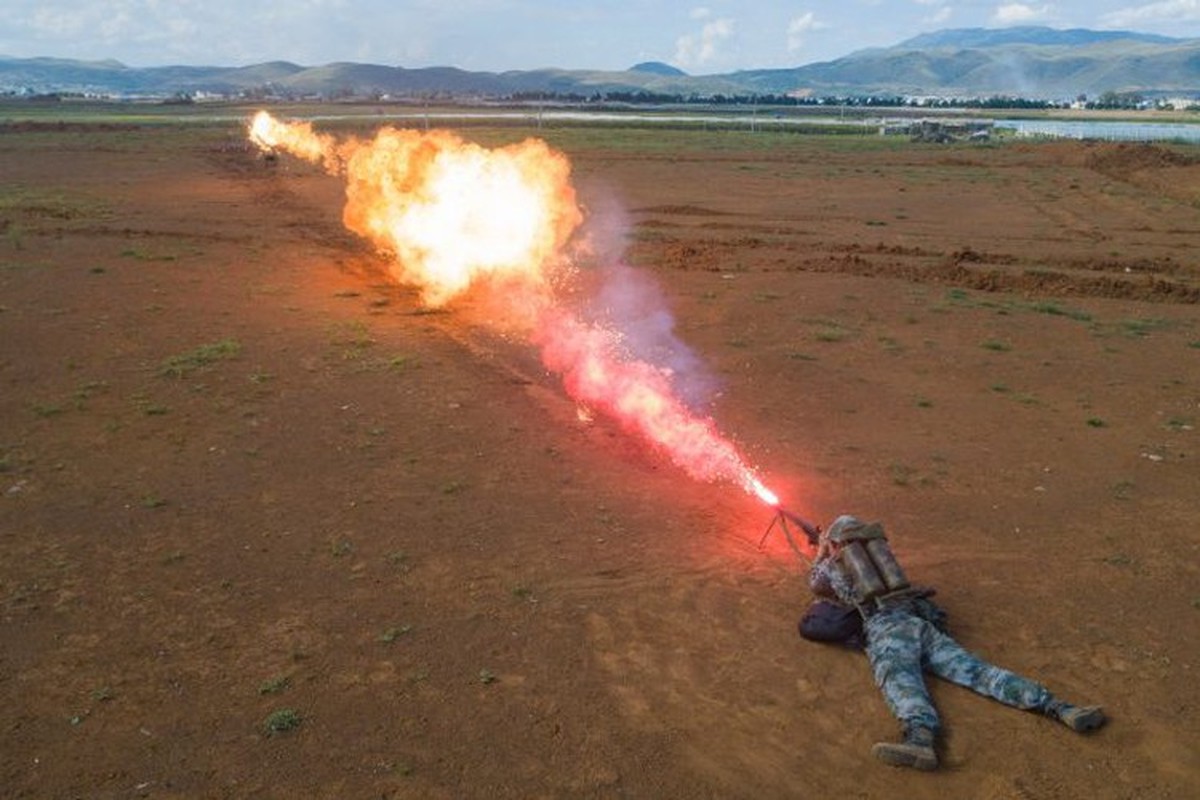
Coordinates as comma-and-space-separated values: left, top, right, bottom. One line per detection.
1065, 708, 1106, 733
871, 743, 938, 771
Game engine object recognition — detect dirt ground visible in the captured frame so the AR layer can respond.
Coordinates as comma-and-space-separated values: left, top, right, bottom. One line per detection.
2, 113, 1198, 799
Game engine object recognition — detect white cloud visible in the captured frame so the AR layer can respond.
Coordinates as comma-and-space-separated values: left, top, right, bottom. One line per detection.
1103, 0, 1200, 27
928, 6, 953, 24
690, 6, 712, 21
786, 12, 828, 54
674, 16, 734, 69
992, 3, 1055, 25
910, 0, 953, 24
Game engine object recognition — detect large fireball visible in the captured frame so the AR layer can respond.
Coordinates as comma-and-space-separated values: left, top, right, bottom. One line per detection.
248, 111, 776, 504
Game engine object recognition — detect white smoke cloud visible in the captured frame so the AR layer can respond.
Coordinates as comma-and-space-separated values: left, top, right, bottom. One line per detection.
674, 15, 735, 69
1103, 0, 1200, 27
992, 3, 1056, 25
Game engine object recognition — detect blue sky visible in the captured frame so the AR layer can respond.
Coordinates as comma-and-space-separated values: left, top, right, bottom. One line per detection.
4, 1, 1200, 72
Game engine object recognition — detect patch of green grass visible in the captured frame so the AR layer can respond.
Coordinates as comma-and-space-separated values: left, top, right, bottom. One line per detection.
161, 550, 185, 565
478, 668, 498, 685
258, 675, 291, 695
159, 339, 240, 378
120, 247, 177, 262
264, 708, 302, 734
379, 625, 413, 643
140, 402, 170, 416
786, 351, 818, 361
990, 383, 1010, 393
814, 325, 848, 343
1187, 340, 1200, 349
915, 398, 933, 408
32, 401, 65, 418
330, 539, 353, 557
1028, 301, 1093, 322
6, 222, 26, 250
1112, 480, 1136, 501
890, 463, 916, 487
1086, 417, 1107, 428
441, 480, 466, 495
330, 320, 375, 358
1119, 318, 1171, 338
91, 686, 115, 702
981, 340, 1012, 352
141, 494, 167, 509
1101, 553, 1134, 568
388, 354, 418, 371
1165, 417, 1194, 431
72, 380, 107, 407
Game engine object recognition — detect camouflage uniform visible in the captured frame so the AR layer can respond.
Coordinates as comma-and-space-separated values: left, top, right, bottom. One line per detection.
809, 555, 1052, 734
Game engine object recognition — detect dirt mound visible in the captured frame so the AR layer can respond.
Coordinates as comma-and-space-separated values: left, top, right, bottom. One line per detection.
1085, 141, 1197, 175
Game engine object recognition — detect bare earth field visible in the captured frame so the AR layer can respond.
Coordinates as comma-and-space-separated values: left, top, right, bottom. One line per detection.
2, 112, 1198, 799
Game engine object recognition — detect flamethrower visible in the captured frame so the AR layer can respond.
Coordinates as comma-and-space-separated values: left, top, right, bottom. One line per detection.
759, 506, 822, 564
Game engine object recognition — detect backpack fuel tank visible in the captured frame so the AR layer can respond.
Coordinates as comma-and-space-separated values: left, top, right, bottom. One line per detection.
832, 522, 910, 604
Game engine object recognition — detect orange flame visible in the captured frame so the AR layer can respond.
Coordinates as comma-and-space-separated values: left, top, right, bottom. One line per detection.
248, 111, 778, 503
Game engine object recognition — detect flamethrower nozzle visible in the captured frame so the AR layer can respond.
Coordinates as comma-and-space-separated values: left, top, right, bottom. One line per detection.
759, 506, 822, 564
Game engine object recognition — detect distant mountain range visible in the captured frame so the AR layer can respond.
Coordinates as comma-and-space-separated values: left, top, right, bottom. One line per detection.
4, 26, 1200, 101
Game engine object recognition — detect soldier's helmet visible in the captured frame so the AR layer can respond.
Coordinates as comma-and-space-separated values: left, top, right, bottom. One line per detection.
826, 515, 867, 543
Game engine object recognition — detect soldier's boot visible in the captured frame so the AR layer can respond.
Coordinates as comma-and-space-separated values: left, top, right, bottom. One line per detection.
1045, 699, 1106, 733
871, 726, 938, 771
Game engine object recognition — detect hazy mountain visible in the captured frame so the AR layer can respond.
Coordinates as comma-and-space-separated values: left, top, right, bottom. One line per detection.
896, 26, 1181, 49
629, 62, 688, 77
4, 27, 1200, 100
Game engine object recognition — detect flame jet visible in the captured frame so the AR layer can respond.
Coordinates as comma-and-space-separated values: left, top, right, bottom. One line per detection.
248, 111, 778, 505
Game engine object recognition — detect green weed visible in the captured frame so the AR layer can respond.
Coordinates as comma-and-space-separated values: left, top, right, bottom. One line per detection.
330, 321, 375, 358
981, 340, 1012, 352
1119, 318, 1171, 338
814, 325, 848, 343
259, 676, 291, 695
890, 463, 915, 486
379, 625, 413, 643
264, 708, 302, 734
32, 402, 65, 418
1028, 301, 1093, 322
159, 339, 241, 377
120, 247, 176, 262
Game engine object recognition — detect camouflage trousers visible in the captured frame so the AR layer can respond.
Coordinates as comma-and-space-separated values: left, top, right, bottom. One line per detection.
864, 607, 1052, 733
